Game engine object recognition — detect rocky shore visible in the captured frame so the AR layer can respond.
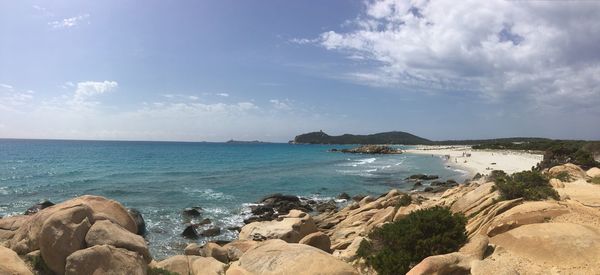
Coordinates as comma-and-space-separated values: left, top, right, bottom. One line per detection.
2, 163, 600, 274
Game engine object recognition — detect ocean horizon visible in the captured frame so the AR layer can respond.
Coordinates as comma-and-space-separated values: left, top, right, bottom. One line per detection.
0, 138, 468, 258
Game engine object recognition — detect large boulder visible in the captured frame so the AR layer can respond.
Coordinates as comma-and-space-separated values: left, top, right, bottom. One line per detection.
0, 245, 33, 275
239, 210, 317, 243
85, 220, 151, 263
39, 204, 94, 275
9, 195, 137, 254
232, 239, 358, 274
0, 215, 28, 245
65, 245, 146, 275
299, 231, 331, 253
548, 163, 586, 180
407, 235, 489, 275
222, 240, 259, 262
450, 182, 499, 216
587, 167, 600, 178
485, 201, 570, 237
490, 223, 600, 268
199, 242, 229, 263
155, 255, 225, 275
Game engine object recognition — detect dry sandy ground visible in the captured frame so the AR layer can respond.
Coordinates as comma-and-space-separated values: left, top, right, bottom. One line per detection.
405, 145, 543, 176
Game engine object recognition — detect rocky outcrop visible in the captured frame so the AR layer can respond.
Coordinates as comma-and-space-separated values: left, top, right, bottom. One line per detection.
9, 195, 137, 255
245, 194, 312, 223
587, 167, 600, 178
85, 219, 151, 263
340, 145, 402, 154
230, 239, 358, 275
39, 204, 94, 274
154, 255, 226, 275
407, 235, 489, 275
65, 245, 146, 275
239, 210, 317, 243
0, 245, 33, 275
222, 240, 258, 262
299, 231, 331, 252
548, 163, 587, 180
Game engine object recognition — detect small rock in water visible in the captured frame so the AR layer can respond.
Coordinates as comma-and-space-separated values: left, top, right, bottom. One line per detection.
337, 192, 351, 200
352, 194, 367, 202
315, 200, 337, 213
127, 208, 146, 236
201, 227, 221, 237
227, 226, 242, 232
406, 174, 439, 180
198, 218, 211, 225
24, 200, 55, 215
413, 181, 423, 188
181, 224, 199, 239
182, 207, 203, 218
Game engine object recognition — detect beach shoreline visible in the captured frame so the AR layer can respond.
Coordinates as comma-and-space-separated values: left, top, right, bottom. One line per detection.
404, 145, 544, 177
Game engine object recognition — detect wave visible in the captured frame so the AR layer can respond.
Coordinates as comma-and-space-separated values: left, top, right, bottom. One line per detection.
185, 188, 235, 200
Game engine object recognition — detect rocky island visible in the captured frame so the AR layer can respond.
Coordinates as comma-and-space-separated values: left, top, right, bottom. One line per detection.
332, 145, 403, 154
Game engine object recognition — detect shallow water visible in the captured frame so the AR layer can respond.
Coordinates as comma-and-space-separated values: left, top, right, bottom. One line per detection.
0, 139, 467, 258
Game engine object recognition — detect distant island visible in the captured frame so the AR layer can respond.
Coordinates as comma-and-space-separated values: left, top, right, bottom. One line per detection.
225, 139, 270, 144
292, 130, 551, 145
292, 130, 431, 145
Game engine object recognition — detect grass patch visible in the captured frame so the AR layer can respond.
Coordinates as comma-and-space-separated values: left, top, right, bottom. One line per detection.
29, 254, 53, 275
589, 176, 600, 185
148, 267, 180, 275
493, 170, 559, 201
357, 206, 467, 275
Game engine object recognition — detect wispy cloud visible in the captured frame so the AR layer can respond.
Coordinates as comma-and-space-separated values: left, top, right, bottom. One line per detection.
0, 83, 35, 111
216, 93, 229, 97
269, 99, 292, 111
48, 14, 90, 29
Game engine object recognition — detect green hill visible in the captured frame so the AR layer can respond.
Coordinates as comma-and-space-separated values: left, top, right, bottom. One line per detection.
292, 131, 432, 145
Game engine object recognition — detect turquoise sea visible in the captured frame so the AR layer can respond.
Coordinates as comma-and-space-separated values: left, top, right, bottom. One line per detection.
0, 139, 468, 258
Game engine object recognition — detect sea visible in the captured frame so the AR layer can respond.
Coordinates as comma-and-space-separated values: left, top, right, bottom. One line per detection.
0, 139, 468, 259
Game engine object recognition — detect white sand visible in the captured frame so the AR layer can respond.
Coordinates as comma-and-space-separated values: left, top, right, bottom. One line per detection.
405, 145, 543, 177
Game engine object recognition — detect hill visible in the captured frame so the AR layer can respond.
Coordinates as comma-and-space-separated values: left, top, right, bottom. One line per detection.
292, 131, 432, 145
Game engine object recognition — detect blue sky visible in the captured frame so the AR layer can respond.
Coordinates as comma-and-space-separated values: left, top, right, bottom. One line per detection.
1, 0, 599, 142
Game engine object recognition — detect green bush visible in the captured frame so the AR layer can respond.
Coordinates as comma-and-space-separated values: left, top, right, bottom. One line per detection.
396, 194, 412, 208
589, 176, 600, 185
493, 170, 559, 201
357, 206, 467, 275
148, 267, 179, 275
553, 171, 572, 182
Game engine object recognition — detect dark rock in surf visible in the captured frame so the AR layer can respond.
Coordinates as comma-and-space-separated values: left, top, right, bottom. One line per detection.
406, 174, 439, 181
337, 192, 351, 200
352, 194, 367, 202
315, 200, 337, 213
127, 208, 146, 236
24, 200, 55, 215
182, 224, 199, 239
182, 207, 203, 218
201, 227, 221, 237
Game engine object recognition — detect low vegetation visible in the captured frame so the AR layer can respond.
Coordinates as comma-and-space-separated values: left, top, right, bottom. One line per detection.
396, 194, 412, 208
148, 267, 180, 275
490, 170, 559, 201
588, 177, 600, 185
357, 206, 467, 275
29, 254, 53, 275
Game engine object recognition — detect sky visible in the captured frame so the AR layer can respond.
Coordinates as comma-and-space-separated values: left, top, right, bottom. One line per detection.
1, 0, 599, 142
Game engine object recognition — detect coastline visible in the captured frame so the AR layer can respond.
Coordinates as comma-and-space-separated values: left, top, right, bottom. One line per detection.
404, 145, 544, 177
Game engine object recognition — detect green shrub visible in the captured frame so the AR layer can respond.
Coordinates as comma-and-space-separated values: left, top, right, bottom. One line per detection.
396, 194, 412, 208
494, 170, 559, 201
589, 176, 600, 185
148, 267, 179, 275
553, 171, 572, 182
357, 206, 467, 275
30, 254, 53, 275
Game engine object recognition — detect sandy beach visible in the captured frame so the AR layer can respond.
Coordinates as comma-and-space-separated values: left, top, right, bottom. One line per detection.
405, 145, 544, 176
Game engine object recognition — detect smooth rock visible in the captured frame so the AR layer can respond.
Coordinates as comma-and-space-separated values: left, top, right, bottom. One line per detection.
587, 167, 600, 178
0, 245, 33, 275
299, 231, 331, 253
548, 163, 586, 180
85, 219, 151, 263
200, 242, 229, 263
235, 239, 358, 274
239, 211, 317, 243
549, 178, 565, 188
39, 204, 93, 274
184, 243, 202, 256
190, 256, 227, 275
223, 240, 259, 262
65, 244, 146, 275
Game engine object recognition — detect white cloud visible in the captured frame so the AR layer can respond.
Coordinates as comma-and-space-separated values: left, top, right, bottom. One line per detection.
269, 99, 292, 111
48, 14, 90, 29
216, 93, 229, 97
0, 84, 34, 111
314, 0, 600, 109
73, 81, 117, 102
